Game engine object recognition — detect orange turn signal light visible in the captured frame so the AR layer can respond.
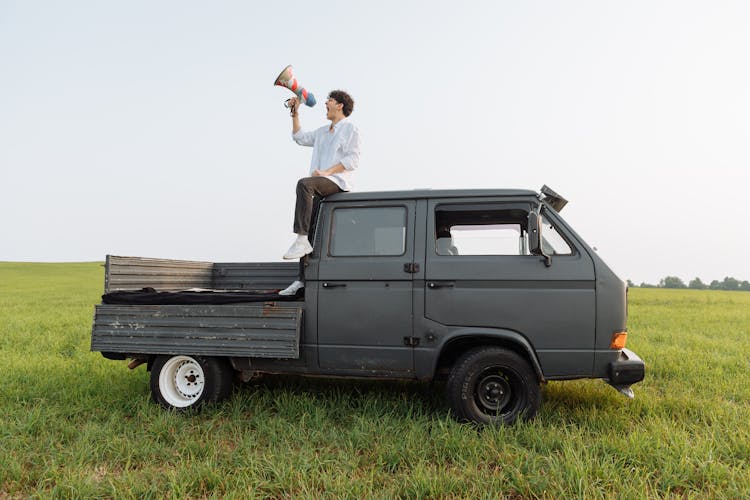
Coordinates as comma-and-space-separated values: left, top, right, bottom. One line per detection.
610, 331, 628, 349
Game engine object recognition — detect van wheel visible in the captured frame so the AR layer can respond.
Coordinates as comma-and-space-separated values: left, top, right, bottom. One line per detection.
150, 355, 232, 410
446, 347, 540, 425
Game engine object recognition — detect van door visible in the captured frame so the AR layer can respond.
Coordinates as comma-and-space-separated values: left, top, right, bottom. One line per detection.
424, 199, 596, 378
316, 200, 416, 373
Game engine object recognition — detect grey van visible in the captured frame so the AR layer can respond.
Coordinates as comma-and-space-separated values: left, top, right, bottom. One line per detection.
91, 186, 645, 425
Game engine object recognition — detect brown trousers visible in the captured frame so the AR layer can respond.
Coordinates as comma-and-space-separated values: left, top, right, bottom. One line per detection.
293, 176, 343, 235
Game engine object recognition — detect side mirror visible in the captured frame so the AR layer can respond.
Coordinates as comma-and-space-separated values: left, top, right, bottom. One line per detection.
527, 211, 551, 267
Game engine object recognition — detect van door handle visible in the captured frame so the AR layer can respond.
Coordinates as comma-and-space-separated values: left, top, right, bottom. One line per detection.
322, 282, 347, 288
427, 281, 455, 289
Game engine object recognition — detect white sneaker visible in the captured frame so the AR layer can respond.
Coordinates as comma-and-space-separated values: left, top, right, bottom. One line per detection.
278, 280, 304, 296
283, 239, 313, 260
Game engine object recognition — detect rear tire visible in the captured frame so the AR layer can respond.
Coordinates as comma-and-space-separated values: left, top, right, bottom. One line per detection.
446, 347, 541, 425
150, 355, 233, 410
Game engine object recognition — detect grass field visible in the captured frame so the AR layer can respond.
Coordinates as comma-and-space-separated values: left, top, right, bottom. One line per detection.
1, 262, 749, 498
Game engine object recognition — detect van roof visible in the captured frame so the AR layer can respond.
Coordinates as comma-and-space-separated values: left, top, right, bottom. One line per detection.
326, 188, 538, 202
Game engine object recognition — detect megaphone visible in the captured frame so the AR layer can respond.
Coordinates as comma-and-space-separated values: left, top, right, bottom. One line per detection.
274, 65, 316, 111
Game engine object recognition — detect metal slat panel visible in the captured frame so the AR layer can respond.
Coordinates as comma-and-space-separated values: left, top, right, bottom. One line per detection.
105, 257, 301, 292
108, 255, 213, 268
108, 279, 215, 288
93, 320, 299, 334
215, 262, 299, 269
93, 328, 298, 344
108, 260, 213, 275
95, 304, 300, 318
91, 303, 302, 359
213, 262, 299, 291
106, 255, 213, 292
213, 281, 294, 291
91, 339, 295, 358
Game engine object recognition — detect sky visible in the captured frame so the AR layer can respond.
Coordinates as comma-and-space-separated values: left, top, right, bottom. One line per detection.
1, 0, 749, 284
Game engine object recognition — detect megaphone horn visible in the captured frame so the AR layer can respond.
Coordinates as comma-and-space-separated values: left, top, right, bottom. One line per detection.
274, 65, 316, 108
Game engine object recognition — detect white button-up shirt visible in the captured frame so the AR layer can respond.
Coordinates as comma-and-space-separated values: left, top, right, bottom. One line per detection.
292, 118, 361, 191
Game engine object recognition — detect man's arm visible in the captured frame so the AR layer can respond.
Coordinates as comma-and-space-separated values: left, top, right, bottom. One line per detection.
312, 163, 346, 177
289, 97, 315, 146
314, 125, 361, 176
291, 98, 301, 134
337, 125, 361, 171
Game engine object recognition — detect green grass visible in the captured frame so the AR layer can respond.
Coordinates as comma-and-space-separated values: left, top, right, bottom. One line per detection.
1, 262, 749, 498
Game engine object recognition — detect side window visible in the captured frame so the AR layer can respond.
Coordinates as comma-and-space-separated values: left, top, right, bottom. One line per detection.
541, 213, 573, 255
435, 206, 530, 256
330, 207, 407, 256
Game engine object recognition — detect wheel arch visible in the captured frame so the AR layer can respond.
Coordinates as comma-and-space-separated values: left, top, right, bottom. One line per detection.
432, 328, 545, 383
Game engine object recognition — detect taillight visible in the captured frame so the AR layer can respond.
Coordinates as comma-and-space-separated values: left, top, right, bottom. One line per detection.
610, 331, 628, 349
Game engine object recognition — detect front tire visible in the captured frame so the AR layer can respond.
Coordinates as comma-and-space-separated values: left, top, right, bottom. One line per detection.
150, 355, 232, 410
446, 347, 541, 425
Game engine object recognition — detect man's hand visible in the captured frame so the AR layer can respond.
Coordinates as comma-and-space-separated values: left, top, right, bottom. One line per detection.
289, 96, 301, 133
286, 96, 299, 117
312, 169, 327, 177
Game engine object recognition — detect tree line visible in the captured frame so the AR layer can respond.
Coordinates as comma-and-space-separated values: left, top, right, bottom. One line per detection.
627, 276, 750, 291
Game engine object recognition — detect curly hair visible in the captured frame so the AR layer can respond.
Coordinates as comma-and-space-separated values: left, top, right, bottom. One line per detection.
328, 90, 355, 117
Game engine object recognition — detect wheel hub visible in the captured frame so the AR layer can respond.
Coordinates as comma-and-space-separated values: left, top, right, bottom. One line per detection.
158, 356, 207, 407
485, 382, 505, 400
174, 361, 203, 398
476, 373, 512, 413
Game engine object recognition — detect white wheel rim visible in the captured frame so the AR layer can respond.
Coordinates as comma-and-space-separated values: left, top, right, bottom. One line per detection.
159, 356, 205, 408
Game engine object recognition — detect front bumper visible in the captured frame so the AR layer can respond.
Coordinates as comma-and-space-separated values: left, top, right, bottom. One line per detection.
608, 348, 645, 385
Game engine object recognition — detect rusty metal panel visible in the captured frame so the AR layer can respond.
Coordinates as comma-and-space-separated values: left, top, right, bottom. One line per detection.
91, 303, 302, 359
105, 255, 213, 292
104, 256, 299, 293
213, 262, 299, 291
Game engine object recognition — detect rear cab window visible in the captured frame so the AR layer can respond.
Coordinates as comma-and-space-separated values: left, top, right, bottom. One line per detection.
330, 206, 407, 256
